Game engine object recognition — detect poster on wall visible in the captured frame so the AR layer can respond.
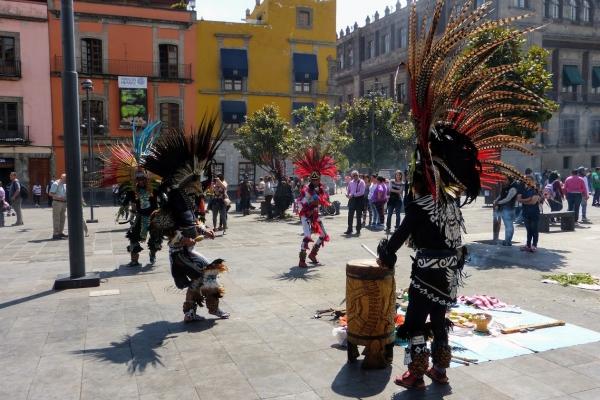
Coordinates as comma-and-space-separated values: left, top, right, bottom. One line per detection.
118, 76, 148, 130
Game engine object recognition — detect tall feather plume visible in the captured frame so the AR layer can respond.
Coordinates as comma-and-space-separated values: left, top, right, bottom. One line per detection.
291, 143, 337, 180
400, 0, 547, 203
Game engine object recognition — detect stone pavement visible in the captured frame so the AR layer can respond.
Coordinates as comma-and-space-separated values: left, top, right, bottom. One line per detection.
1, 195, 600, 400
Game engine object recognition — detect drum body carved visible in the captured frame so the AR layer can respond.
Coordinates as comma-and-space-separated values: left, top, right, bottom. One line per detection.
346, 259, 396, 369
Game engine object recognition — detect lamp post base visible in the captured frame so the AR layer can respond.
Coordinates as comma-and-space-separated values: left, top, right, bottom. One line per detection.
86, 219, 99, 223
54, 272, 100, 290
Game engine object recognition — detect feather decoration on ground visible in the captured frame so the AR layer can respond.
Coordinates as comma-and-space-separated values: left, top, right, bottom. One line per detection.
398, 0, 549, 205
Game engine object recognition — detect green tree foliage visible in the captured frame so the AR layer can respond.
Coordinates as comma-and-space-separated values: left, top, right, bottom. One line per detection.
463, 26, 557, 139
233, 104, 294, 170
336, 97, 414, 171
292, 101, 353, 157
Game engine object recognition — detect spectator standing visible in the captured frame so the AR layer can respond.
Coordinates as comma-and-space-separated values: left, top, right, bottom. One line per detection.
32, 182, 42, 207
564, 169, 588, 224
112, 183, 120, 206
239, 174, 253, 216
335, 173, 342, 194
517, 183, 541, 252
545, 171, 564, 212
578, 167, 590, 222
0, 181, 5, 227
344, 170, 365, 235
386, 170, 405, 232
264, 176, 275, 220
257, 177, 265, 198
592, 167, 600, 206
371, 176, 388, 229
361, 175, 372, 226
368, 174, 379, 226
49, 174, 68, 239
344, 174, 351, 191
46, 179, 54, 207
493, 176, 519, 246
8, 172, 23, 226
211, 174, 228, 234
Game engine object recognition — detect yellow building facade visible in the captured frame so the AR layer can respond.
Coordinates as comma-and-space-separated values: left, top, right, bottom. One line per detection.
197, 0, 337, 187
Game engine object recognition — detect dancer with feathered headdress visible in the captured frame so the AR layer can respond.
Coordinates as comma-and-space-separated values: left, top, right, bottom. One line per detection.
375, 0, 548, 389
292, 144, 337, 267
98, 120, 163, 267
141, 115, 230, 321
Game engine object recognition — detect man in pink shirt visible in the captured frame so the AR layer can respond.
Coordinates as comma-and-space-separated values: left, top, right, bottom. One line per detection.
563, 169, 588, 223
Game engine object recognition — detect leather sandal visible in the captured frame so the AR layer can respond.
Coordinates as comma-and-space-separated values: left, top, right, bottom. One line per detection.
426, 367, 449, 384
395, 371, 425, 390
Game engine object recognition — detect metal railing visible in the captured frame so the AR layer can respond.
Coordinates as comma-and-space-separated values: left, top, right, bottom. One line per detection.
0, 60, 21, 78
53, 56, 192, 80
0, 125, 30, 142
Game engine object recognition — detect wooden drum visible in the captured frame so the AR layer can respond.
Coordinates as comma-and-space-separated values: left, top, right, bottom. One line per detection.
346, 259, 396, 369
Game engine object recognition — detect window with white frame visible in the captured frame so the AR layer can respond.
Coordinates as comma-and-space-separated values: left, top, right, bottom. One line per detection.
383, 34, 390, 54
224, 122, 241, 136
569, 0, 578, 20
583, 0, 591, 22
550, 0, 560, 18
513, 0, 526, 7
295, 81, 311, 93
399, 27, 407, 48
224, 77, 242, 91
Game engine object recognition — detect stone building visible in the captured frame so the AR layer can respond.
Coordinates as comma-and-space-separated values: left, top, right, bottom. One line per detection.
334, 0, 600, 176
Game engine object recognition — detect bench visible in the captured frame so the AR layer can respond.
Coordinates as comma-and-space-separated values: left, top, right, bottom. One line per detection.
538, 211, 575, 233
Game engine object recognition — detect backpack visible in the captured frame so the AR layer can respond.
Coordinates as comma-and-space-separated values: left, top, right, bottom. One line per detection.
542, 182, 556, 202
19, 183, 29, 200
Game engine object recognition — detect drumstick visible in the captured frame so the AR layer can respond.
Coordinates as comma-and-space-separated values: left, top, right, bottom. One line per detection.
452, 355, 478, 363
361, 244, 378, 258
451, 358, 470, 366
501, 320, 565, 334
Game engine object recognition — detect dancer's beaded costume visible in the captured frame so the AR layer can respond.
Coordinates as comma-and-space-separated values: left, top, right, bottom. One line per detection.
98, 121, 163, 267
142, 116, 230, 321
292, 147, 336, 268
377, 0, 550, 389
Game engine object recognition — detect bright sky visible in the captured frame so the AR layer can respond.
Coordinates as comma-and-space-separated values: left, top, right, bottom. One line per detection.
198, 0, 407, 32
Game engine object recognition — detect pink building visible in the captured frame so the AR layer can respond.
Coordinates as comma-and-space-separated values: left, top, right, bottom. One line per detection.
0, 0, 53, 200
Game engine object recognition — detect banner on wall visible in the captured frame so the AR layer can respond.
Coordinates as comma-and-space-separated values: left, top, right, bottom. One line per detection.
118, 76, 148, 130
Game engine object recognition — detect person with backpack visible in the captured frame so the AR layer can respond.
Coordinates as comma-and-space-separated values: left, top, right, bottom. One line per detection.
592, 167, 600, 207
544, 171, 564, 213
8, 172, 23, 226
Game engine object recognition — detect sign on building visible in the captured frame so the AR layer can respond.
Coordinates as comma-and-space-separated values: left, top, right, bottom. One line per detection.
118, 76, 148, 130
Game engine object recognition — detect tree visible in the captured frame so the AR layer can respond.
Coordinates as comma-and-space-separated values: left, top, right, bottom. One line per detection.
233, 104, 295, 174
462, 26, 557, 139
292, 101, 353, 158
336, 97, 414, 172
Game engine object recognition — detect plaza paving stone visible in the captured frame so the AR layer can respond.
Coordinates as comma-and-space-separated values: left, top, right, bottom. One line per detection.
1, 194, 599, 399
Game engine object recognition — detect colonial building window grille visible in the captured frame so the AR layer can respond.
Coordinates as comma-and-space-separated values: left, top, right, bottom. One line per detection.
513, 0, 527, 7
297, 10, 311, 29
81, 100, 104, 127
569, 0, 578, 20
560, 119, 578, 145
368, 40, 375, 59
583, 0, 591, 22
81, 38, 102, 74
0, 102, 17, 132
238, 162, 255, 183
591, 120, 600, 144
563, 156, 572, 169
348, 47, 354, 66
295, 81, 311, 93
550, 0, 561, 19
160, 103, 180, 130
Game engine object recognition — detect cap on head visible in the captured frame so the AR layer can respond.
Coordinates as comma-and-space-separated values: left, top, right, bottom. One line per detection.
578, 166, 586, 172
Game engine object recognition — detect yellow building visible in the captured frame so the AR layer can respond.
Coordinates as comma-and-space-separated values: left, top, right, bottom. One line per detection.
197, 0, 337, 186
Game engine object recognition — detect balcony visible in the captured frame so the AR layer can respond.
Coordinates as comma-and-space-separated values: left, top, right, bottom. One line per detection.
0, 60, 21, 79
52, 56, 192, 81
0, 125, 30, 143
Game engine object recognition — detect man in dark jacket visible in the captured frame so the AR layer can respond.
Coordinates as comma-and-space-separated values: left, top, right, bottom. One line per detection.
239, 174, 253, 216
493, 176, 519, 246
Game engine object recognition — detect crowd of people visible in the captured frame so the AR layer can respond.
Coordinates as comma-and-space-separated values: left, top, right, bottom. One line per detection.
493, 165, 599, 252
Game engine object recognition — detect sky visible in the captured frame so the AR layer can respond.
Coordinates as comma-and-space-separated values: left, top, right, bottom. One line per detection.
198, 0, 407, 32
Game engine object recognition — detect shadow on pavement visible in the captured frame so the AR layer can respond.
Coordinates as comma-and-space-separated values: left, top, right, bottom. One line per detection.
331, 362, 392, 397
73, 320, 216, 374
28, 238, 64, 243
276, 266, 321, 282
466, 243, 569, 272
94, 227, 129, 234
0, 289, 55, 310
391, 383, 453, 398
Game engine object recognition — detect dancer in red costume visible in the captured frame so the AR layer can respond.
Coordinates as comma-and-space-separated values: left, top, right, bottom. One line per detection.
293, 147, 336, 268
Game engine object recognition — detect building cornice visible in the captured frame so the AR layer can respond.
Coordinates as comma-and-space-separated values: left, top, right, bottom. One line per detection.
0, 13, 47, 23
215, 33, 252, 39
288, 38, 336, 48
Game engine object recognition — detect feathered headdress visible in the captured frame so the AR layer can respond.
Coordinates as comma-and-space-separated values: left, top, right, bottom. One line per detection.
292, 144, 337, 181
399, 0, 548, 205
140, 114, 225, 195
97, 120, 162, 189
260, 152, 286, 182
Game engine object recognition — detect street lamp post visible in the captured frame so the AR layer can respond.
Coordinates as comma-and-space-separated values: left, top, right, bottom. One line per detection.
364, 82, 383, 175
81, 79, 98, 223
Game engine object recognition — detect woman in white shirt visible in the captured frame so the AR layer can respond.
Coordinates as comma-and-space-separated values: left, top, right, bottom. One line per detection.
368, 174, 379, 225
33, 183, 42, 207
386, 170, 405, 232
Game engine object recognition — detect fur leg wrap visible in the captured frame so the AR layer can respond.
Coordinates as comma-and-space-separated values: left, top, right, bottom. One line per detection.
407, 349, 430, 377
131, 252, 139, 262
431, 344, 452, 369
299, 250, 307, 267
205, 297, 219, 312
308, 244, 320, 263
182, 301, 197, 314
